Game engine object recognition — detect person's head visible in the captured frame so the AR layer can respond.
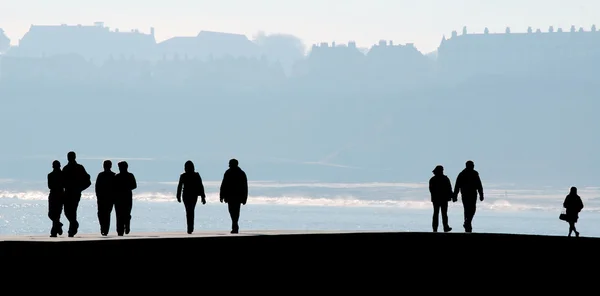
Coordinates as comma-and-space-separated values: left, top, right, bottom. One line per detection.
432, 165, 444, 176
570, 186, 577, 195
465, 160, 474, 170
229, 158, 239, 168
103, 160, 112, 171
118, 161, 128, 172
52, 160, 61, 170
184, 160, 195, 173
67, 151, 76, 162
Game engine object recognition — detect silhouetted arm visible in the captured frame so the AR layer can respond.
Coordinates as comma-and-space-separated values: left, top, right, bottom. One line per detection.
428, 178, 434, 200
95, 174, 101, 195
47, 174, 52, 190
219, 171, 229, 202
130, 174, 137, 191
563, 196, 569, 208
79, 165, 92, 191
476, 173, 484, 197
176, 174, 183, 201
81, 166, 90, 181
578, 197, 584, 211
197, 173, 206, 199
453, 173, 462, 196
242, 171, 248, 204
445, 176, 453, 199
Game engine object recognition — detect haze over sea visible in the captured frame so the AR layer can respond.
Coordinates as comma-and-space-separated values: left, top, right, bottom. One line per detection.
3, 1, 600, 238
2, 177, 600, 237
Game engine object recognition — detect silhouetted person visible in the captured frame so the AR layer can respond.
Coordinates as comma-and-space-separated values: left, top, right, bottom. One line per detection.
219, 159, 248, 234
114, 161, 137, 236
62, 151, 91, 237
429, 165, 453, 232
453, 160, 484, 233
47, 160, 65, 237
95, 160, 116, 236
563, 186, 584, 237
176, 160, 207, 234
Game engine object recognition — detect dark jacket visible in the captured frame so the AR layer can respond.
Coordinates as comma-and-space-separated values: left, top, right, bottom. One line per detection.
219, 167, 248, 204
114, 172, 137, 198
453, 169, 483, 198
62, 162, 91, 192
95, 170, 116, 199
177, 172, 206, 199
47, 170, 64, 195
429, 174, 453, 203
564, 194, 584, 213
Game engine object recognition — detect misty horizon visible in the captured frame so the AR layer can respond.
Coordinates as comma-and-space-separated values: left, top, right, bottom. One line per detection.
1, 3, 600, 188
3, 21, 600, 56
3, 0, 600, 53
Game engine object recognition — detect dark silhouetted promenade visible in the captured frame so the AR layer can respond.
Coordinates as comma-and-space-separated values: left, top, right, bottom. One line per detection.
0, 230, 596, 290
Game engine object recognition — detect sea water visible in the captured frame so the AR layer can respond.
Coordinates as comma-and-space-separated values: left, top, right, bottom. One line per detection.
1, 179, 599, 237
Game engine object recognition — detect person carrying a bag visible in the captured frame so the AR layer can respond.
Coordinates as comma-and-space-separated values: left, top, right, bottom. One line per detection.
561, 186, 584, 237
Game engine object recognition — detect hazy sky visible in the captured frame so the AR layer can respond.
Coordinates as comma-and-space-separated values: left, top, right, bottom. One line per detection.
1, 0, 599, 53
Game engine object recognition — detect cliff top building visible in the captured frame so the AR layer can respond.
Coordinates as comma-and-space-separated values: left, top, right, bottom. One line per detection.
157, 30, 260, 60
0, 28, 10, 54
436, 25, 600, 78
6, 22, 157, 62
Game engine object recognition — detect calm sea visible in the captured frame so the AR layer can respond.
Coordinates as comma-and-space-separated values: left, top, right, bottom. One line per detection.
1, 179, 599, 237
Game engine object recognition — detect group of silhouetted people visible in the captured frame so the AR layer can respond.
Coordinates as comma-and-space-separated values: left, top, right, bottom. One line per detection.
48, 151, 136, 237
430, 160, 585, 236
47, 151, 248, 237
48, 151, 92, 237
94, 159, 137, 236
175, 158, 248, 234
428, 160, 484, 233
47, 152, 583, 238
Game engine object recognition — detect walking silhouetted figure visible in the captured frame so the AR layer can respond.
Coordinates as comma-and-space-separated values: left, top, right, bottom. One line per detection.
47, 160, 65, 237
219, 159, 248, 234
95, 160, 116, 236
563, 186, 584, 237
62, 151, 91, 237
429, 165, 453, 232
176, 160, 206, 234
114, 161, 137, 236
453, 160, 484, 233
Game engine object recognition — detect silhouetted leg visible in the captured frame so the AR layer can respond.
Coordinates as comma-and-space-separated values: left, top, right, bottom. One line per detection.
440, 201, 450, 231
568, 221, 578, 237
63, 191, 81, 237
462, 197, 476, 232
97, 199, 106, 235
115, 200, 124, 236
48, 195, 63, 237
105, 201, 114, 235
97, 199, 113, 235
124, 197, 133, 235
228, 202, 241, 233
432, 203, 440, 232
183, 196, 198, 234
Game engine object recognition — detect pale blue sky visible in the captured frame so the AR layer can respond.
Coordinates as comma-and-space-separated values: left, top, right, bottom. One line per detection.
1, 0, 599, 53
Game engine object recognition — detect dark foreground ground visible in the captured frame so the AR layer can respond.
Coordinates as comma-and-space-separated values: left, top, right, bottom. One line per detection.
0, 230, 595, 291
